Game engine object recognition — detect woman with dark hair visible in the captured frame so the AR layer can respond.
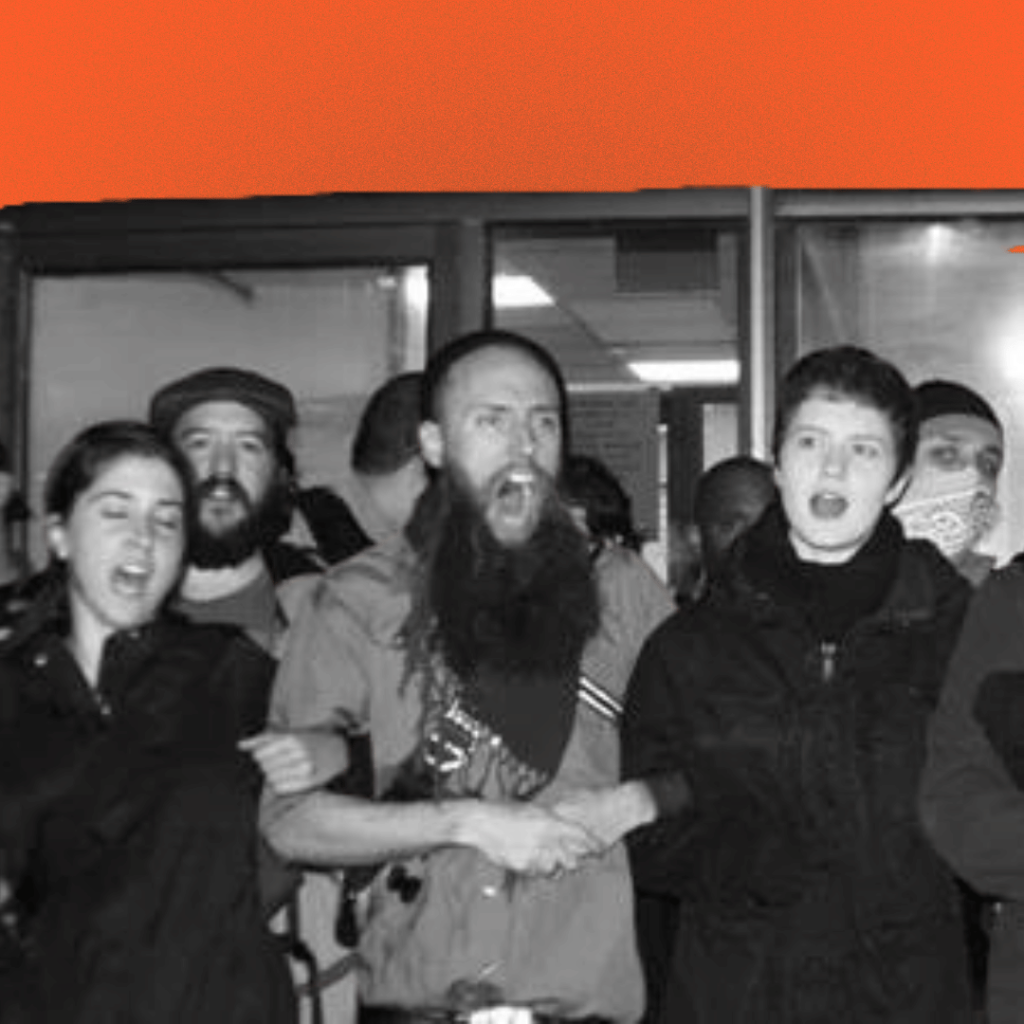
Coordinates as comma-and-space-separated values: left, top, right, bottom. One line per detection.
0, 420, 296, 1023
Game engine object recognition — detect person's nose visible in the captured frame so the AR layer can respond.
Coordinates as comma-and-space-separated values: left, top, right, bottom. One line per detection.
129, 514, 156, 551
509, 418, 536, 460
821, 443, 847, 479
209, 438, 238, 478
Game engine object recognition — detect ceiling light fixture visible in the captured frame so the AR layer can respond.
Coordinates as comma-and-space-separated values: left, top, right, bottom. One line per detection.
492, 274, 555, 309
628, 359, 740, 385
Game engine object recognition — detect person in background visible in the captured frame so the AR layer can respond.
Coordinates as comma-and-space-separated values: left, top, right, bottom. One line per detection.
562, 452, 646, 554
262, 330, 661, 1024
295, 372, 428, 566
692, 454, 776, 589
894, 379, 1004, 587
920, 532, 1024, 1024
277, 371, 430, 1022
0, 420, 296, 1024
623, 346, 973, 1023
148, 366, 320, 648
149, 366, 349, 1022
670, 456, 775, 608
561, 451, 676, 1024
892, 379, 1005, 1011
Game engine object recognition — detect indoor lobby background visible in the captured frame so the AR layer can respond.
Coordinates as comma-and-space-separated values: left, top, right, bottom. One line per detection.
2, 188, 1022, 579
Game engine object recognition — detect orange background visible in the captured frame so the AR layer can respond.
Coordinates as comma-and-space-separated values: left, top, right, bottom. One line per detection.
0, 0, 1019, 207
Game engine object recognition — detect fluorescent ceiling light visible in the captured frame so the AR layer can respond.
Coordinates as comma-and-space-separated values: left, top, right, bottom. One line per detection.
493, 274, 555, 309
628, 359, 740, 385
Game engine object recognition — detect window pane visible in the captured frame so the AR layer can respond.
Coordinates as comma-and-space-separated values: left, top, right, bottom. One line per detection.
491, 223, 744, 580
28, 266, 428, 563
792, 219, 1024, 565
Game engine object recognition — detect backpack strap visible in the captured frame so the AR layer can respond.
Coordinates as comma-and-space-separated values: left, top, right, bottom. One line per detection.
578, 674, 622, 724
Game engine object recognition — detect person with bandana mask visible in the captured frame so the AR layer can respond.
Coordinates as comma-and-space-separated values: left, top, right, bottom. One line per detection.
894, 380, 1004, 588
892, 379, 1005, 1017
263, 330, 665, 1024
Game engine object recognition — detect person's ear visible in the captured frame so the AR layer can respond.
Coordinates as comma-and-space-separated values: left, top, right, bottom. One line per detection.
419, 421, 444, 470
46, 514, 70, 562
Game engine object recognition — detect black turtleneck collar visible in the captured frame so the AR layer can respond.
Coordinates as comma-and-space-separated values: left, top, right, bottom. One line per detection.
739, 501, 903, 642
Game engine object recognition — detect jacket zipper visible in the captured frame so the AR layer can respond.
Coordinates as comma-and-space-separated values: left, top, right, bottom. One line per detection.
820, 640, 838, 684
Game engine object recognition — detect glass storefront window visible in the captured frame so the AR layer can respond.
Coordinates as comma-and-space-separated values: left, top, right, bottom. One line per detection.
790, 219, 1024, 565
490, 223, 745, 582
28, 265, 428, 563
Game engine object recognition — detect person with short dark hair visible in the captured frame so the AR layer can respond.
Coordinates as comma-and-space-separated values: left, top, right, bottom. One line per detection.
623, 346, 973, 1023
0, 420, 296, 1023
291, 373, 427, 573
263, 330, 663, 1023
691, 453, 776, 590
562, 453, 645, 554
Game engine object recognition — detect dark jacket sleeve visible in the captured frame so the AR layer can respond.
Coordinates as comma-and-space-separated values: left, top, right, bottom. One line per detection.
621, 618, 698, 896
920, 566, 1024, 899
621, 616, 809, 906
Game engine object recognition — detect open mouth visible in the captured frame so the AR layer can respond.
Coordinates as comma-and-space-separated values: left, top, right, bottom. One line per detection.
111, 563, 152, 597
810, 492, 848, 519
494, 468, 537, 518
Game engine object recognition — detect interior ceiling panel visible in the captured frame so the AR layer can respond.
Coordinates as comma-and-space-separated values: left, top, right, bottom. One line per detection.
495, 233, 739, 384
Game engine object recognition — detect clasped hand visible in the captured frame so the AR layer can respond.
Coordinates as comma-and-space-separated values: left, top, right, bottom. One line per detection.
240, 728, 349, 795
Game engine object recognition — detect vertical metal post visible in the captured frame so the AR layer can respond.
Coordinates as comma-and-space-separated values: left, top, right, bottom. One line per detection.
428, 220, 488, 355
0, 218, 30, 557
748, 187, 775, 458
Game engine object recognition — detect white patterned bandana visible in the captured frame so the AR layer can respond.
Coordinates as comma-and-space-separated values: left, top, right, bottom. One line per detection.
896, 485, 998, 562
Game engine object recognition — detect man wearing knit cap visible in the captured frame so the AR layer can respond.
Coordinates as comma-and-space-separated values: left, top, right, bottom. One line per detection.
894, 378, 1005, 587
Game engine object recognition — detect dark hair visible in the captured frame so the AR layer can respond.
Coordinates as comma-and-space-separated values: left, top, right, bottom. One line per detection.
421, 329, 571, 447
561, 453, 643, 551
772, 346, 917, 479
0, 421, 193, 652
351, 372, 424, 476
45, 420, 194, 531
694, 455, 775, 533
914, 379, 1002, 431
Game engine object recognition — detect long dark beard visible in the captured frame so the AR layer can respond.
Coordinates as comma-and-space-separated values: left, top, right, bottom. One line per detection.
406, 469, 601, 686
188, 476, 292, 570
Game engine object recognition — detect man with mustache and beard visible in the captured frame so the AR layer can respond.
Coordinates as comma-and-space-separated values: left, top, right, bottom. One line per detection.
149, 366, 318, 651
150, 366, 351, 1023
263, 330, 663, 1024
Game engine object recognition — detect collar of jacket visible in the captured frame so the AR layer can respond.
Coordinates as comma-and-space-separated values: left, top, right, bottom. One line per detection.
14, 616, 193, 716
710, 503, 965, 635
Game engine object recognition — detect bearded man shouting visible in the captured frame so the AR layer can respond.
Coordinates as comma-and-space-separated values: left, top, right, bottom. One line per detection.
263, 330, 666, 1024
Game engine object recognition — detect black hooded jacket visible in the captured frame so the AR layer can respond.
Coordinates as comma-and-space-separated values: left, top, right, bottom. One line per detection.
623, 505, 973, 1024
0, 615, 296, 1024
